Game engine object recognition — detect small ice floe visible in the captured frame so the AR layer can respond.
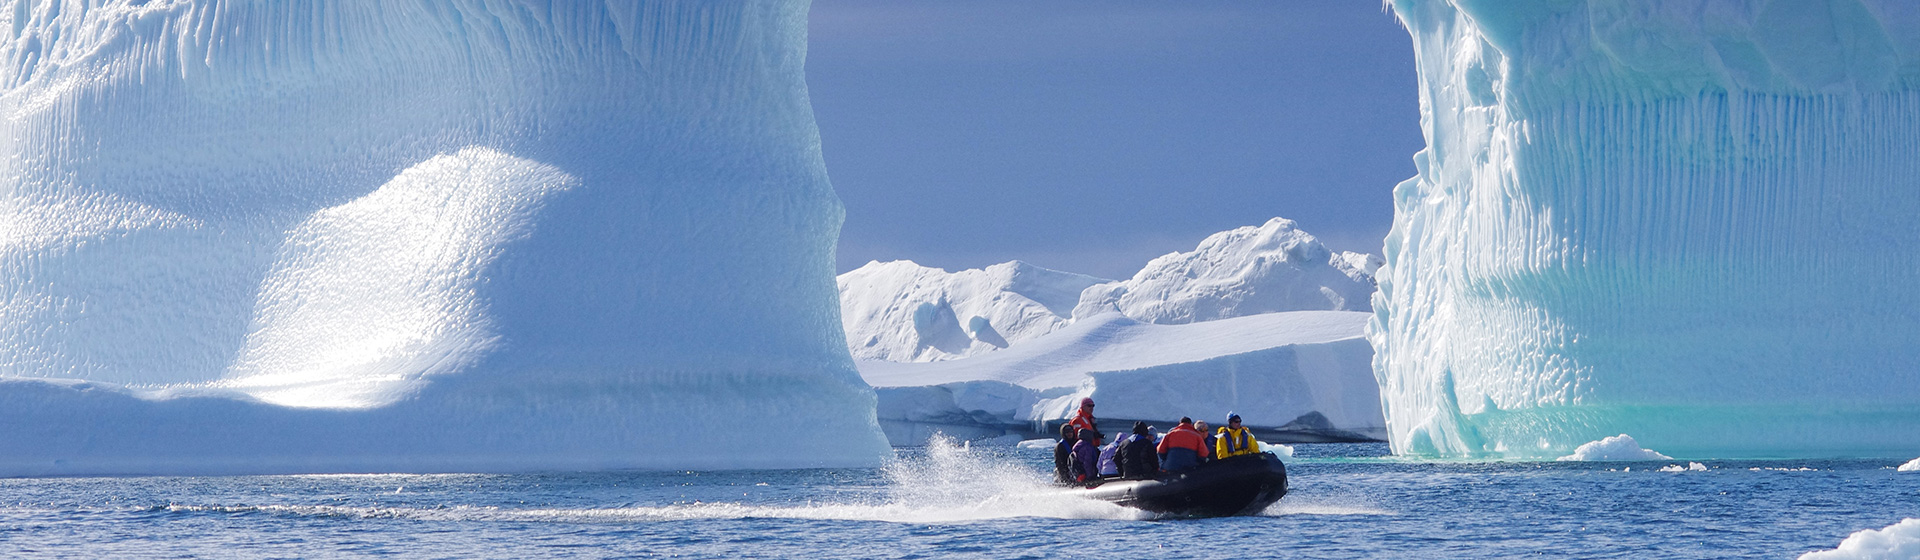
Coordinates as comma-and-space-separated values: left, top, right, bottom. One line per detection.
1556, 434, 1672, 461
1898, 457, 1920, 473
1260, 441, 1295, 458
1798, 518, 1920, 560
1016, 439, 1056, 450
1658, 462, 1708, 473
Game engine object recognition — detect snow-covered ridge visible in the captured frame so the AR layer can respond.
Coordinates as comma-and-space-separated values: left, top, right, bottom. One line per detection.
1074, 217, 1378, 323
840, 217, 1378, 362
838, 260, 1110, 362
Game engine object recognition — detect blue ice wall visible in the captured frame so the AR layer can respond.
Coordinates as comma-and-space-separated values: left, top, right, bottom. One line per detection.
0, 1, 890, 475
1372, 0, 1920, 458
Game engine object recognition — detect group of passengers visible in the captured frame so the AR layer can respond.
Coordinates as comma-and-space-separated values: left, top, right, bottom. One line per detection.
1051, 397, 1264, 484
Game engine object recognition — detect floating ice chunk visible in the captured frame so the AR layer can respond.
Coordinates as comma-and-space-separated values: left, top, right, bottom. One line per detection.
1556, 435, 1672, 461
1800, 518, 1920, 560
1260, 441, 1295, 459
1016, 439, 1056, 450
1659, 462, 1708, 473
1900, 458, 1920, 472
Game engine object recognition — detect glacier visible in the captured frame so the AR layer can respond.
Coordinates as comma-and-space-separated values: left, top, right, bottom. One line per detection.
1373, 0, 1920, 458
860, 311, 1385, 446
0, 1, 890, 475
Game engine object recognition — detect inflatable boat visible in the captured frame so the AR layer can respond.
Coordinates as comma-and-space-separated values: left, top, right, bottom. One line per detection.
1070, 452, 1288, 518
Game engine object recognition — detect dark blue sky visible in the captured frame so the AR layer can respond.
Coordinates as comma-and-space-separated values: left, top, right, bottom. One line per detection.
807, 1, 1423, 280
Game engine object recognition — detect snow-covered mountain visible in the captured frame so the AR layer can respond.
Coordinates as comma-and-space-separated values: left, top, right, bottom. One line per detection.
839, 217, 1380, 363
1074, 217, 1379, 323
837, 261, 1110, 362
840, 218, 1387, 444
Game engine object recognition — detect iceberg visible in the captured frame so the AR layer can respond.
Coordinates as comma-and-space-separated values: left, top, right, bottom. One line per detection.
0, 1, 889, 475
1372, 0, 1920, 458
1800, 519, 1920, 560
1555, 434, 1671, 462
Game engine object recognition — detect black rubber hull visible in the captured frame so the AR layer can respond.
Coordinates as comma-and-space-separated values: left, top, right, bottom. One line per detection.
1072, 453, 1288, 518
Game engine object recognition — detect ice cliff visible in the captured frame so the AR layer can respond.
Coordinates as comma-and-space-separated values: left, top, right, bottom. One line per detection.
1373, 0, 1920, 458
0, 1, 889, 475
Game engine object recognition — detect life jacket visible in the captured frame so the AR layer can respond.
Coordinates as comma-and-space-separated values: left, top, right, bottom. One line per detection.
1215, 426, 1258, 459
1067, 408, 1096, 435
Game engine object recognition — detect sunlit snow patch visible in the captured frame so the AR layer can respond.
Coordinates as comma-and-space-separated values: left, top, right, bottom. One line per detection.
1556, 435, 1672, 461
1800, 518, 1920, 560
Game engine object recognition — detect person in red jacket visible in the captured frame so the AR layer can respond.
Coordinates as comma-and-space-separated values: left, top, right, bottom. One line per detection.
1067, 397, 1097, 437
1156, 417, 1210, 472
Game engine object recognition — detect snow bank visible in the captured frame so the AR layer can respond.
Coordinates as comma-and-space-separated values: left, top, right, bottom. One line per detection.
1800, 519, 1920, 560
1073, 218, 1376, 323
863, 311, 1384, 445
1556, 435, 1672, 462
1373, 0, 1920, 459
838, 260, 1109, 362
0, 1, 888, 475
1899, 458, 1920, 472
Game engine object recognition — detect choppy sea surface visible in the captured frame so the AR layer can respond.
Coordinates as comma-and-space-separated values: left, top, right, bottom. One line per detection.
2, 440, 1915, 559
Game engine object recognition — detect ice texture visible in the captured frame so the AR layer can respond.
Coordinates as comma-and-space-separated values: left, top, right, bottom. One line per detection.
860, 311, 1385, 445
838, 260, 1109, 362
1372, 0, 1920, 458
1556, 435, 1672, 462
1800, 519, 1920, 560
0, 1, 889, 475
1074, 218, 1377, 323
1899, 458, 1920, 472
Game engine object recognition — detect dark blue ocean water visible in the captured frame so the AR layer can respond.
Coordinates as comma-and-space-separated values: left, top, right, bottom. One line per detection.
2, 440, 1915, 559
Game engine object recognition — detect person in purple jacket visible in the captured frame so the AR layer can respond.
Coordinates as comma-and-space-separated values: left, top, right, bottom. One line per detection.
1071, 427, 1102, 483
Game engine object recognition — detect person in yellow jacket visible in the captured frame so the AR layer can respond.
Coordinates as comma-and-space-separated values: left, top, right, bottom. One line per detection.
1214, 413, 1261, 459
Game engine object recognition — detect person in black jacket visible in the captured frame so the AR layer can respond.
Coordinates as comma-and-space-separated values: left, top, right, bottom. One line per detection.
1053, 422, 1078, 484
1116, 421, 1160, 479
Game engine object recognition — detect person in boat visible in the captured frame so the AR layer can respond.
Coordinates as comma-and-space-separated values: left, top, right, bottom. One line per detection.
1067, 397, 1097, 436
1214, 413, 1261, 460
1194, 421, 1216, 464
1053, 423, 1078, 484
1097, 426, 1126, 478
1071, 427, 1102, 482
1156, 417, 1210, 472
1116, 421, 1160, 479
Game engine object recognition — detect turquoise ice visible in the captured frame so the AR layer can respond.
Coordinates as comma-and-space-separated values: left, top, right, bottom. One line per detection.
1372, 0, 1920, 458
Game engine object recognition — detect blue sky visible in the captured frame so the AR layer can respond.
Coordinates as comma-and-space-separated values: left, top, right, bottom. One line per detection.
807, 1, 1422, 280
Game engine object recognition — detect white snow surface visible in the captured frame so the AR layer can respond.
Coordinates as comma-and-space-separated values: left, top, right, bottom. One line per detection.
0, 1, 889, 475
1800, 519, 1920, 560
862, 311, 1384, 440
1073, 218, 1377, 323
1372, 0, 1920, 459
1900, 458, 1920, 473
838, 260, 1110, 362
1556, 435, 1673, 462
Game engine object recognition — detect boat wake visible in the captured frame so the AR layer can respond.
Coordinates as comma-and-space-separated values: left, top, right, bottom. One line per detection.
97, 437, 1147, 525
